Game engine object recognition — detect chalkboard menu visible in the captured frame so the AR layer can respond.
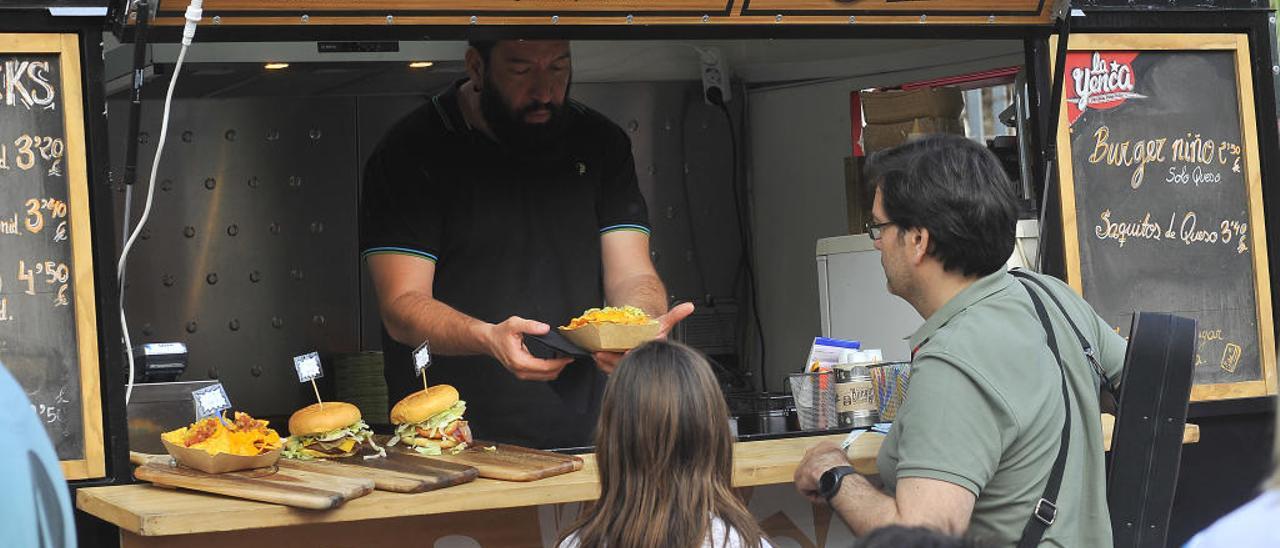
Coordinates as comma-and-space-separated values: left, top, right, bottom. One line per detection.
0, 33, 104, 480
1056, 34, 1276, 402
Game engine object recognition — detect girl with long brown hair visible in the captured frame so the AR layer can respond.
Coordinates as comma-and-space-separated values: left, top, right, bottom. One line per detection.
558, 340, 772, 548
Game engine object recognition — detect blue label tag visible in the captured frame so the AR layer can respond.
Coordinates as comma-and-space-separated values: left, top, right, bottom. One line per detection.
192, 383, 231, 419
413, 340, 431, 375
293, 352, 323, 383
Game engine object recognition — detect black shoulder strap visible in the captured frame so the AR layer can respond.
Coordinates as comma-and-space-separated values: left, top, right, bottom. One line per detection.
1009, 269, 1118, 396
1017, 280, 1073, 548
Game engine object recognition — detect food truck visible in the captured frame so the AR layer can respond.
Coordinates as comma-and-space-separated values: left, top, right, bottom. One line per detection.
0, 0, 1277, 546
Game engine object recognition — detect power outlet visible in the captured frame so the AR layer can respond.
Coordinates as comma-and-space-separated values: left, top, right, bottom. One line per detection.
697, 47, 732, 105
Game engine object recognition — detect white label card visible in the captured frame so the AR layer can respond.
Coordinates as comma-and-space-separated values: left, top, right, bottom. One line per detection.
413, 340, 431, 375
293, 352, 323, 382
192, 383, 232, 419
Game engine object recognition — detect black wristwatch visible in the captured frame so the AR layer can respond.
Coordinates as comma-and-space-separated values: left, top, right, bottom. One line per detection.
818, 466, 856, 502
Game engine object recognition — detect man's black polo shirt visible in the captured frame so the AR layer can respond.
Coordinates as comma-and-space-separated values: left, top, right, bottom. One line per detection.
359, 82, 650, 449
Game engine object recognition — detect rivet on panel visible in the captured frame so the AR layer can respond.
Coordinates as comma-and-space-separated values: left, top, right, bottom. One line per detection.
626, 14, 633, 24
186, 321, 198, 333
470, 15, 478, 24
162, 274, 175, 287
310, 221, 325, 234
702, 14, 710, 23
288, 175, 303, 189
183, 226, 196, 238
229, 319, 240, 331
848, 15, 856, 24
989, 15, 996, 23
665, 206, 676, 219
212, 15, 221, 25
775, 14, 782, 23
647, 164, 657, 175
206, 273, 218, 285
204, 177, 216, 190
301, 14, 310, 23
249, 270, 262, 283
386, 15, 394, 24
309, 128, 322, 140
272, 316, 284, 329
1273, 65, 1279, 76
251, 366, 263, 377
247, 176, 259, 188
551, 15, 559, 24
266, 129, 280, 141
663, 119, 672, 131
181, 131, 193, 143
313, 315, 327, 327
920, 14, 927, 23
224, 129, 237, 141
269, 222, 281, 235
291, 268, 304, 281
227, 224, 239, 236
138, 132, 149, 144
160, 178, 173, 192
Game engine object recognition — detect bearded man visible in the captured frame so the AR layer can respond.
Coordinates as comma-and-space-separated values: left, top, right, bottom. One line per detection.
360, 40, 692, 449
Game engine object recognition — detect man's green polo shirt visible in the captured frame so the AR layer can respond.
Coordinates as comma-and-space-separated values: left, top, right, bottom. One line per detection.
877, 267, 1126, 547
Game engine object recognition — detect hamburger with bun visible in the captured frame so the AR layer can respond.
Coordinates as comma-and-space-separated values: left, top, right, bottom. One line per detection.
282, 401, 381, 459
389, 385, 472, 455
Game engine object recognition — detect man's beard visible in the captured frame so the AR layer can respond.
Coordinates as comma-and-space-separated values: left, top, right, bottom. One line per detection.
479, 74, 571, 155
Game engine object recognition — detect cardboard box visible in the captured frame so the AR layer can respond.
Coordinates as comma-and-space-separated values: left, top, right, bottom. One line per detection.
559, 322, 660, 353
860, 88, 965, 124
862, 117, 964, 153
162, 438, 281, 474
844, 156, 871, 235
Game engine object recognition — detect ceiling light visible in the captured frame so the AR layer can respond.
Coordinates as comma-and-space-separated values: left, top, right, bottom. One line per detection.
409, 61, 434, 69
264, 62, 289, 70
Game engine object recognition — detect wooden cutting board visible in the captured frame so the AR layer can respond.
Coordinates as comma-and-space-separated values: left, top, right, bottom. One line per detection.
130, 453, 374, 510
393, 441, 584, 482
278, 452, 478, 493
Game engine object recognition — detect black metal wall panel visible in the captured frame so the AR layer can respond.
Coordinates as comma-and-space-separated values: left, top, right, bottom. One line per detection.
108, 96, 360, 417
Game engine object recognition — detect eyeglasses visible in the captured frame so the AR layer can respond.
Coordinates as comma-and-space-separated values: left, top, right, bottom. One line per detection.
865, 220, 895, 240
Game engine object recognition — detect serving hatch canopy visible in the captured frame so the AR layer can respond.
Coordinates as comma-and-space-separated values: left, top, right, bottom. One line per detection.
142, 0, 1063, 28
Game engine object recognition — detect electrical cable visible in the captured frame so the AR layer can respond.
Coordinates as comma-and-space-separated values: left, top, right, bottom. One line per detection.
120, 0, 202, 404
709, 88, 767, 391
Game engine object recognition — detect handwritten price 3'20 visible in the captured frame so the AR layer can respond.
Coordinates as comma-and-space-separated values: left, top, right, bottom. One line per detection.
0, 134, 65, 177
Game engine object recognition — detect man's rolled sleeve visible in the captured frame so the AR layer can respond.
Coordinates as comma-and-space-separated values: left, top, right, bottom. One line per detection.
360, 141, 444, 264
595, 130, 650, 236
892, 353, 1015, 497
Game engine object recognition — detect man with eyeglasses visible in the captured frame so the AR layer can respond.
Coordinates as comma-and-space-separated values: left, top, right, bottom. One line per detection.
794, 134, 1125, 546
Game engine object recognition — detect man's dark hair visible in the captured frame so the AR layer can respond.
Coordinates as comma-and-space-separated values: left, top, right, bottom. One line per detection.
856, 525, 988, 548
468, 40, 497, 65
866, 133, 1020, 277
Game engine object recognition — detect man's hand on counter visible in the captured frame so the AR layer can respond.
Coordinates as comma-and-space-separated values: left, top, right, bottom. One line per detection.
794, 440, 853, 504
591, 303, 696, 375
483, 316, 574, 381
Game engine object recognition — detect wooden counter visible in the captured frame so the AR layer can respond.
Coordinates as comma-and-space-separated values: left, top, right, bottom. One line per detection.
77, 419, 1199, 546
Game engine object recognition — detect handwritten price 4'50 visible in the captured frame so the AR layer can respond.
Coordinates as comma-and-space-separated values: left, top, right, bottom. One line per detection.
16, 259, 70, 307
